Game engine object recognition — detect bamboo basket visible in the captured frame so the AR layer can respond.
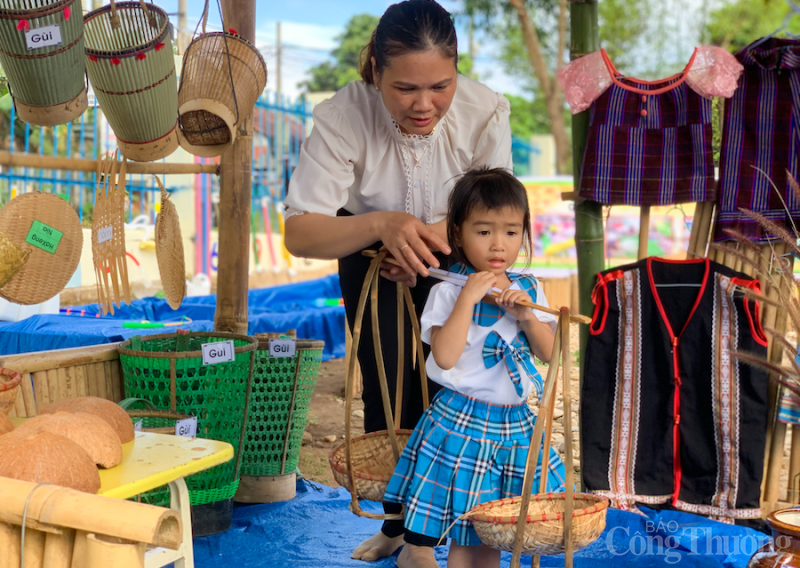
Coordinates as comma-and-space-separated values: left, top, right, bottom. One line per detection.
0, 367, 22, 415
328, 252, 429, 519
0, 0, 87, 126
83, 0, 178, 162
0, 231, 30, 288
177, 0, 267, 157
154, 176, 185, 310
0, 191, 83, 305
119, 397, 190, 435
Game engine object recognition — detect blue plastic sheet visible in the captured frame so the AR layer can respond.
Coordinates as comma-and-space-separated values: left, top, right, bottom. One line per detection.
0, 275, 346, 361
193, 481, 769, 568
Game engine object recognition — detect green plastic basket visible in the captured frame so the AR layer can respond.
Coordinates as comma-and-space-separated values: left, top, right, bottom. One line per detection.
240, 336, 324, 477
118, 332, 256, 506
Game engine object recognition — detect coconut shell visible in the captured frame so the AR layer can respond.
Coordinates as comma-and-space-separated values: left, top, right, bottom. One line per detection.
39, 397, 135, 444
0, 413, 13, 435
0, 430, 100, 493
15, 411, 123, 468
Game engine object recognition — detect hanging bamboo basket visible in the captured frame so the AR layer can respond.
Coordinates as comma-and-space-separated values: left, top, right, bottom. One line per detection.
328, 252, 429, 519
0, 0, 88, 126
83, 0, 178, 162
177, 1, 267, 157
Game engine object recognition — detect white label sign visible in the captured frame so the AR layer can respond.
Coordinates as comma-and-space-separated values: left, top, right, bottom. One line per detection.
25, 24, 63, 51
134, 420, 143, 432
269, 339, 296, 358
175, 416, 197, 438
201, 340, 235, 366
97, 226, 113, 244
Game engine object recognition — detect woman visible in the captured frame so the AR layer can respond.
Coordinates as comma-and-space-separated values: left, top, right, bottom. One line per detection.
284, 1, 511, 566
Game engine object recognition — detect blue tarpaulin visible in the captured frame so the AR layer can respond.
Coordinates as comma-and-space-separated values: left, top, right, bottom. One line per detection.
0, 275, 346, 361
193, 481, 768, 567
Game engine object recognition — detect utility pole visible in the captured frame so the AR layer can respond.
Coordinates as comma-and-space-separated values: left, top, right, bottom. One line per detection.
178, 0, 188, 54
215, 0, 256, 334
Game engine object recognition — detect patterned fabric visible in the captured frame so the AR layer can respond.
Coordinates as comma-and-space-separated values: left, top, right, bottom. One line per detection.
557, 48, 742, 206
449, 263, 539, 327
583, 258, 769, 522
716, 37, 800, 242
384, 388, 566, 546
482, 331, 543, 398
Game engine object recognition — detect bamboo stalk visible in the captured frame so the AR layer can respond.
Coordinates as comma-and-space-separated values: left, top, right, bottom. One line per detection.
85, 534, 145, 568
561, 310, 575, 568
638, 206, 650, 260
0, 151, 218, 175
43, 529, 75, 568
686, 201, 704, 258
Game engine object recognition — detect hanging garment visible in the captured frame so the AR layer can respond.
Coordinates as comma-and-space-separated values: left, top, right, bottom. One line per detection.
557, 47, 742, 206
716, 38, 800, 242
582, 257, 769, 523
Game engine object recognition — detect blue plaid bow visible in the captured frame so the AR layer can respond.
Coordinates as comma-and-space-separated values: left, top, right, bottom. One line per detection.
482, 331, 543, 398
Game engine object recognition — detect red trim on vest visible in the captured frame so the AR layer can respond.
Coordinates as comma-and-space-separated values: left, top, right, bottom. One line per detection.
647, 256, 710, 506
590, 270, 623, 335
732, 278, 769, 347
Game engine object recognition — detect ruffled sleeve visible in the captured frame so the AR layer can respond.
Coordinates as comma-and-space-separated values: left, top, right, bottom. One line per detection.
556, 51, 613, 114
420, 282, 461, 345
686, 45, 743, 99
283, 99, 358, 217
469, 92, 512, 170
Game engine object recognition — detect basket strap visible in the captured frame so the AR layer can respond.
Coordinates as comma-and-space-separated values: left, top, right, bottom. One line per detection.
393, 282, 404, 431
402, 285, 429, 409
109, 0, 157, 31
344, 252, 383, 510
118, 397, 158, 411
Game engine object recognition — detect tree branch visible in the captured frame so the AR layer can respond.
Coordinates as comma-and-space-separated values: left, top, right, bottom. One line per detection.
506, 0, 552, 96
556, 0, 568, 76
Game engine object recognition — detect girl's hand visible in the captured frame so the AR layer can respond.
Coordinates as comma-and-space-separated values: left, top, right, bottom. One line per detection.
460, 272, 497, 306
377, 212, 451, 278
497, 289, 535, 321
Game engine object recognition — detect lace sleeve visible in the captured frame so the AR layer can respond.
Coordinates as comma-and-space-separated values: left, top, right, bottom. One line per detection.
556, 51, 613, 114
686, 46, 744, 99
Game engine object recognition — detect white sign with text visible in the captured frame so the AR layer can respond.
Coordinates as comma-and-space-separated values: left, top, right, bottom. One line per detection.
269, 339, 296, 358
175, 416, 197, 438
201, 340, 235, 366
26, 25, 63, 50
97, 226, 113, 244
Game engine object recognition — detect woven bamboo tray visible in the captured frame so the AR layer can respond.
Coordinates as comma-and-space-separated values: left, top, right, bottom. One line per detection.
0, 0, 88, 126
177, 1, 267, 158
83, 0, 178, 162
0, 192, 83, 305
0, 368, 22, 416
469, 493, 608, 556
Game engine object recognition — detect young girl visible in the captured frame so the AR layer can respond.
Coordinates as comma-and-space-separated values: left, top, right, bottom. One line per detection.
384, 168, 566, 568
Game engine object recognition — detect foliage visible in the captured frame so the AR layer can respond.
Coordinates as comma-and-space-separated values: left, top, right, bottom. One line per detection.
704, 0, 800, 53
301, 14, 380, 92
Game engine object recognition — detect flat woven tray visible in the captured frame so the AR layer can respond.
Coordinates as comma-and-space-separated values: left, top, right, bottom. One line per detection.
0, 192, 83, 305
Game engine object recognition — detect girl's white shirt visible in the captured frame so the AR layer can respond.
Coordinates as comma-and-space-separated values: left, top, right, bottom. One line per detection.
420, 279, 557, 406
284, 75, 512, 224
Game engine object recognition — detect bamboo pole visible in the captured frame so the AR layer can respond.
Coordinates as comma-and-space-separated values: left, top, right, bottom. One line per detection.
214, 0, 256, 334
569, 0, 599, 495
0, 479, 182, 549
561, 309, 575, 568
638, 206, 650, 260
85, 534, 145, 568
43, 530, 75, 568
0, 151, 218, 175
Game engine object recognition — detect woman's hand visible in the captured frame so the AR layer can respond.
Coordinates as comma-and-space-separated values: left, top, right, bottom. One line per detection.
496, 289, 535, 322
377, 212, 450, 278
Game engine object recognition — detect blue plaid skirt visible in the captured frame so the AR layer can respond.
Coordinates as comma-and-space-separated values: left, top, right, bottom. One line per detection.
383, 388, 566, 546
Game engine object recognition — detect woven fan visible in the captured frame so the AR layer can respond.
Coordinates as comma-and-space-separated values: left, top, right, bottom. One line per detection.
154, 176, 186, 310
0, 232, 30, 289
91, 152, 131, 315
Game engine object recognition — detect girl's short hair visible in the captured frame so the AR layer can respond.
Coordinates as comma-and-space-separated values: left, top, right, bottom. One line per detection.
360, 0, 457, 85
447, 167, 532, 267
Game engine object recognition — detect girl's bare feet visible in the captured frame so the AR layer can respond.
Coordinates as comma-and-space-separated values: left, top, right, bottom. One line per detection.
351, 532, 405, 561
396, 543, 439, 568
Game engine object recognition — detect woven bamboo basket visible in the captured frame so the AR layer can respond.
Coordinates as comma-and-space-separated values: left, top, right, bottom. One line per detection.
469, 493, 608, 556
154, 176, 185, 310
83, 0, 178, 162
0, 192, 83, 305
0, 368, 22, 415
0, 232, 30, 289
177, 1, 267, 157
0, 0, 87, 126
328, 252, 430, 519
119, 397, 191, 435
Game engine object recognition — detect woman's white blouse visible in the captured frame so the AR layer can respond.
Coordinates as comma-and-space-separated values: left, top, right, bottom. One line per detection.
284, 75, 512, 223
420, 279, 557, 406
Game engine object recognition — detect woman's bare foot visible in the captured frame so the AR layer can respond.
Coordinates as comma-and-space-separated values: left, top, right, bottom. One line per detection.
396, 543, 439, 568
351, 532, 404, 561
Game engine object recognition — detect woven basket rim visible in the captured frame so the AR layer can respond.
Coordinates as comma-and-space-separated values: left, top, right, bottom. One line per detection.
329, 429, 414, 481
0, 368, 22, 392
469, 493, 610, 524
125, 409, 191, 420
0, 0, 76, 20
117, 331, 258, 358
185, 31, 267, 70
254, 338, 325, 351
84, 1, 169, 58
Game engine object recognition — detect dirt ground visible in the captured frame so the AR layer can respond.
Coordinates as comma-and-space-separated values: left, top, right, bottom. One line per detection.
298, 325, 583, 487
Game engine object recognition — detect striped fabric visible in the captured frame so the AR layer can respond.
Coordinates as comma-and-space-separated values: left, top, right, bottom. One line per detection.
383, 388, 566, 546
578, 74, 715, 206
716, 37, 800, 242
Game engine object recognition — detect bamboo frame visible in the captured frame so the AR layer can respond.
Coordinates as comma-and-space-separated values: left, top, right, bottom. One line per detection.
0, 151, 218, 176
